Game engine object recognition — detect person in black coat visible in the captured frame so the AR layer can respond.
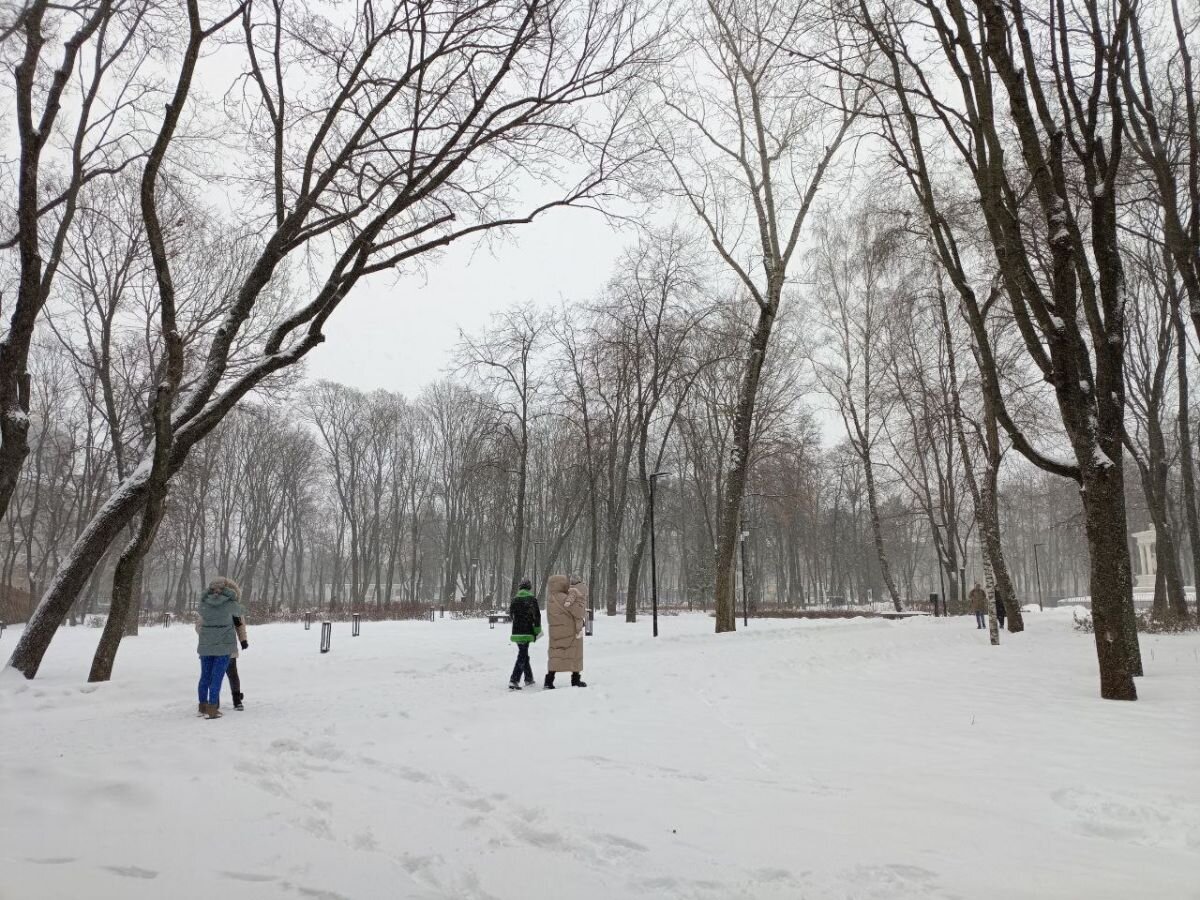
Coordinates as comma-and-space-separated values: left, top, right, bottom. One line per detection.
508, 578, 542, 690
995, 588, 1007, 631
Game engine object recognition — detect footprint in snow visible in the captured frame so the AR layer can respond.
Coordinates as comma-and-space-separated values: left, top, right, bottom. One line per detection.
103, 865, 158, 879
221, 871, 278, 883
458, 796, 494, 812
1051, 786, 1198, 848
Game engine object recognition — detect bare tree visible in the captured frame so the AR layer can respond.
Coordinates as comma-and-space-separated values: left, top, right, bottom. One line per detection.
0, 0, 154, 522
853, 0, 1143, 699
10, 0, 661, 678
1124, 238, 1189, 620
655, 0, 860, 630
813, 207, 905, 611
458, 307, 548, 595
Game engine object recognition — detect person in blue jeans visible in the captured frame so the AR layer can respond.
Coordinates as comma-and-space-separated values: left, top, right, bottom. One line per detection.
196, 577, 244, 719
968, 582, 987, 629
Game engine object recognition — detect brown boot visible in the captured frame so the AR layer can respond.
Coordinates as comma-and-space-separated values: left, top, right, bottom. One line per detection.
204, 704, 223, 719
197, 702, 206, 717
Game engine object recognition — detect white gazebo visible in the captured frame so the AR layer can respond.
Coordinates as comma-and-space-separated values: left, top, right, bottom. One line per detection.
1131, 526, 1157, 591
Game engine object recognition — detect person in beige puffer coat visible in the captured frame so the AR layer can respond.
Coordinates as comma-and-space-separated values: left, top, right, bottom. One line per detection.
544, 574, 587, 688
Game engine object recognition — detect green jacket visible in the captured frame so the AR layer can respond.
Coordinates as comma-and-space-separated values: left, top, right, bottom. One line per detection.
196, 587, 244, 657
509, 590, 542, 643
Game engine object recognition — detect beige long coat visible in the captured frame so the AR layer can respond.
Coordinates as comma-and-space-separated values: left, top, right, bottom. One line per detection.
546, 574, 587, 673
968, 585, 987, 614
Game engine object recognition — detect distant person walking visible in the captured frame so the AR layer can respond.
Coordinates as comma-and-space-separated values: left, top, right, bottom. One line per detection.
508, 578, 542, 691
995, 589, 1007, 631
195, 577, 245, 719
968, 582, 987, 630
544, 574, 587, 689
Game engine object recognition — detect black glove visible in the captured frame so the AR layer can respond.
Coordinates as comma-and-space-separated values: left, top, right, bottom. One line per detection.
240, 640, 249, 650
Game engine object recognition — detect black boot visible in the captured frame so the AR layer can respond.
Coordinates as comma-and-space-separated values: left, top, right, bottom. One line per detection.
544, 673, 556, 689
509, 681, 522, 691
571, 673, 587, 688
233, 692, 244, 711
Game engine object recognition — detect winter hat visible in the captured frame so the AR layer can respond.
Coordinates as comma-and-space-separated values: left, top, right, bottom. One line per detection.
207, 576, 241, 597
519, 578, 533, 592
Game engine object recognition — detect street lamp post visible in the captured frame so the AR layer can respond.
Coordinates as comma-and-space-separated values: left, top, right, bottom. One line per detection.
649, 471, 671, 638
1033, 543, 1046, 611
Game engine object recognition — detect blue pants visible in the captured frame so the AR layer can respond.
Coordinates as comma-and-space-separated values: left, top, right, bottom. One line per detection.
198, 655, 231, 705
975, 612, 986, 628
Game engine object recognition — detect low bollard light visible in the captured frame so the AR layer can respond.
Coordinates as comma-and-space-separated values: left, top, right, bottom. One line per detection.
320, 621, 332, 653
352, 613, 361, 637
163, 612, 172, 628
304, 611, 312, 630
585, 607, 594, 637
0, 620, 6, 640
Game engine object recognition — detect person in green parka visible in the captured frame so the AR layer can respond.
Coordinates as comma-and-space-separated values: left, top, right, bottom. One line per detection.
195, 577, 245, 719
508, 578, 542, 690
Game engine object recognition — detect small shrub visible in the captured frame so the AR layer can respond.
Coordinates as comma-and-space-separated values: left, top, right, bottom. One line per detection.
1072, 607, 1198, 634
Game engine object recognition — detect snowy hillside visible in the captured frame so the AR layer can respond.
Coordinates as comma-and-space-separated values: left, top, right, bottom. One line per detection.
2, 612, 1197, 899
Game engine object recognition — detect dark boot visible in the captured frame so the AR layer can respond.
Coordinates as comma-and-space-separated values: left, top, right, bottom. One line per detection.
509, 681, 522, 691
204, 703, 223, 719
571, 673, 587, 688
233, 692, 244, 711
544, 673, 556, 689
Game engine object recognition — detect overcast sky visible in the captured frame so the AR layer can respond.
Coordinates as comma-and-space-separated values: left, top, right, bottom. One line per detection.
305, 205, 637, 396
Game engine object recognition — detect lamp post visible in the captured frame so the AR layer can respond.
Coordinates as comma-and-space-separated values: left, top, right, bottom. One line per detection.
649, 471, 671, 638
1033, 542, 1046, 611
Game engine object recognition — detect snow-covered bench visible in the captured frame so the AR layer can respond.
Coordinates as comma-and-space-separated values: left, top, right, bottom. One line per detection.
486, 612, 511, 629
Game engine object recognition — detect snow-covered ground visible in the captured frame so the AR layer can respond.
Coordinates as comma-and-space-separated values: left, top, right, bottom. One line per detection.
2, 611, 1197, 900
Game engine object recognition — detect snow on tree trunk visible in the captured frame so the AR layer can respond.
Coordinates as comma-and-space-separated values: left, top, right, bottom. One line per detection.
714, 315, 774, 632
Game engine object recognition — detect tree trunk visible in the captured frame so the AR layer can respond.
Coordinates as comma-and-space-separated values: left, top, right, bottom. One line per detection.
122, 559, 145, 638
1079, 469, 1139, 700
1173, 307, 1200, 612
7, 474, 150, 676
980, 471, 1022, 631
714, 309, 774, 631
862, 452, 903, 612
89, 501, 165, 681
0, 371, 32, 526
934, 270, 1021, 630
982, 544, 1000, 646
625, 500, 651, 622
